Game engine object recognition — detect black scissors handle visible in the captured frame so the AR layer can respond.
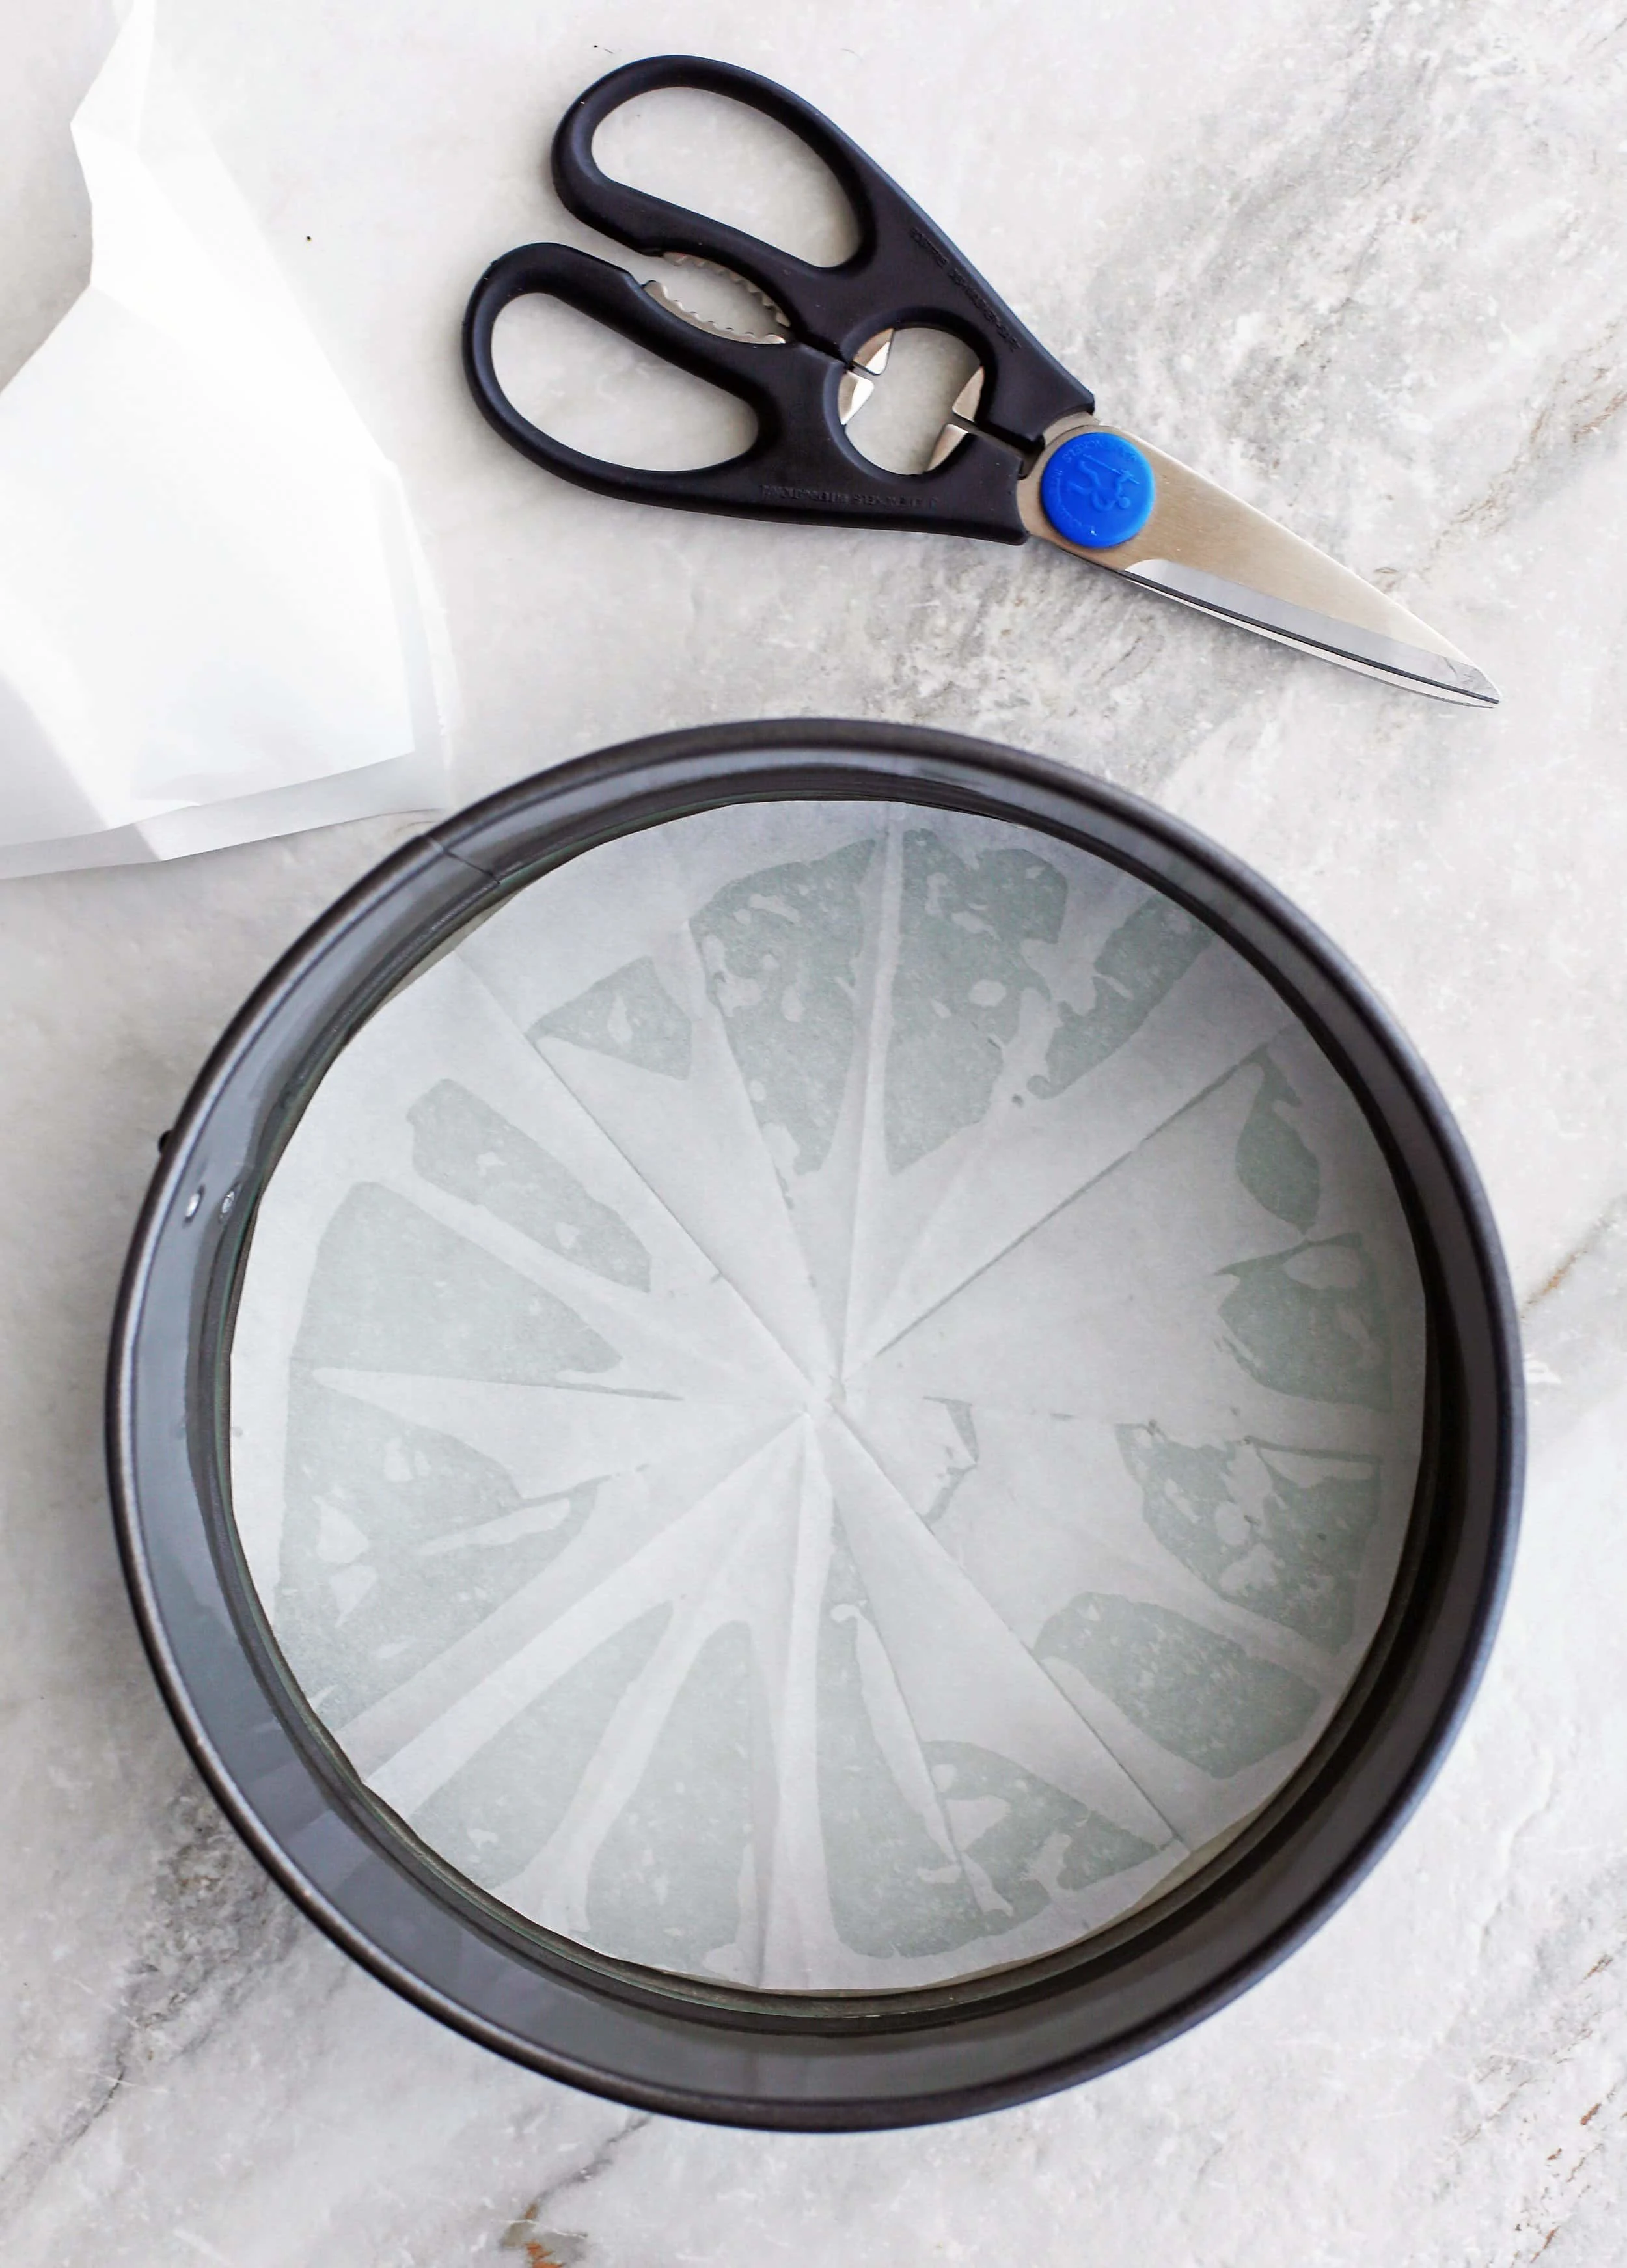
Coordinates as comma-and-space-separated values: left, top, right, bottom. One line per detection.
552, 55, 1092, 449
463, 56, 1095, 540
463, 241, 1030, 540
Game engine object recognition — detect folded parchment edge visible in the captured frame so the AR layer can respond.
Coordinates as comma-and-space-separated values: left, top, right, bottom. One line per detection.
0, 0, 456, 879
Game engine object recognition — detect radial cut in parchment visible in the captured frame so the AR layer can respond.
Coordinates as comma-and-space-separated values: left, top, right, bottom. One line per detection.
228, 798, 1426, 1993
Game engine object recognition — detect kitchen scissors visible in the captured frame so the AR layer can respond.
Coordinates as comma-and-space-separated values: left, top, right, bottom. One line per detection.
463, 55, 1496, 706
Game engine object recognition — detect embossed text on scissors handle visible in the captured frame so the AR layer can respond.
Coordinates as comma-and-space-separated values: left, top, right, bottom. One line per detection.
907, 226, 1019, 348
761, 484, 938, 511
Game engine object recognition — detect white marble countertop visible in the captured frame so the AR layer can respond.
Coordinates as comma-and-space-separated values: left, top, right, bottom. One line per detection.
3, 1, 1626, 2260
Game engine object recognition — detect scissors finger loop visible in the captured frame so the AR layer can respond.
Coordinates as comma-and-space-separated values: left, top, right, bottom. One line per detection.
551, 55, 1094, 450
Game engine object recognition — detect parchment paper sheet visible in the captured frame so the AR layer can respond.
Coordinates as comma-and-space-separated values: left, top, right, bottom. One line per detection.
0, 1, 450, 879
231, 797, 1425, 1991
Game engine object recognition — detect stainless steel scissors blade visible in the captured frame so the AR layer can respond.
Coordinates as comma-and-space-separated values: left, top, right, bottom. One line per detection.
1019, 422, 1497, 706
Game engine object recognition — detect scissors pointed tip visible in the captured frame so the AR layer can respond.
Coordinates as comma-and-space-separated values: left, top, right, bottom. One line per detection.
1126, 557, 1501, 706
1453, 661, 1500, 707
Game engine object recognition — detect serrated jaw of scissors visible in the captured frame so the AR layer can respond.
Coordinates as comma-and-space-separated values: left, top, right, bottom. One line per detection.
644, 253, 789, 344
1020, 418, 1498, 707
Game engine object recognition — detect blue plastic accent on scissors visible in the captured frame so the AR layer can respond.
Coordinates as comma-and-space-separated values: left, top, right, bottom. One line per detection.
1039, 433, 1155, 551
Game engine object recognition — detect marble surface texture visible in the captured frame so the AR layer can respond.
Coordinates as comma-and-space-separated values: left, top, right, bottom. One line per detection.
1, 0, 1626, 2260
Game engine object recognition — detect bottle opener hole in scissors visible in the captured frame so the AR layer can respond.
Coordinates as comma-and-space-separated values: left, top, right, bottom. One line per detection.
463, 55, 1497, 707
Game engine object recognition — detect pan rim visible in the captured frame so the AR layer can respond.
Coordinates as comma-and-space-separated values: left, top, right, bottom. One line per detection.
107, 718, 1523, 2130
